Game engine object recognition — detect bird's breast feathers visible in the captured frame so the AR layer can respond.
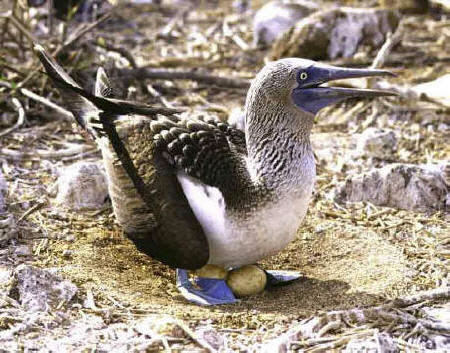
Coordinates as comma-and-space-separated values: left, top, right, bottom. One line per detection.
177, 172, 314, 268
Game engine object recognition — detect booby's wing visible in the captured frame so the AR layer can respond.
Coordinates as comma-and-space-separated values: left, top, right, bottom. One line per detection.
35, 44, 222, 270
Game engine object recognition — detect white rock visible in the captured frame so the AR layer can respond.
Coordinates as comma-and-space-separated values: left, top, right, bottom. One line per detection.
356, 127, 397, 159
344, 333, 396, 352
227, 107, 245, 131
0, 266, 12, 286
335, 163, 448, 212
253, 0, 317, 48
56, 161, 109, 210
412, 74, 450, 108
14, 265, 78, 312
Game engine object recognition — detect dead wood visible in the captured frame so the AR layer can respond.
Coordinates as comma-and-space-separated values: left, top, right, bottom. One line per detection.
116, 67, 251, 89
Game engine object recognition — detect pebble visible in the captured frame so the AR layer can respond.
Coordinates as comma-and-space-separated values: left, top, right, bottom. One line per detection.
15, 245, 32, 256
356, 127, 397, 159
55, 161, 109, 211
62, 249, 73, 257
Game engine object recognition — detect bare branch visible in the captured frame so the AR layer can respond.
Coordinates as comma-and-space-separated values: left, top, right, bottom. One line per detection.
0, 98, 26, 138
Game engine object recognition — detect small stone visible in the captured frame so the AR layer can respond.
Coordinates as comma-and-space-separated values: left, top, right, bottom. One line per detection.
56, 161, 109, 211
65, 234, 76, 242
136, 317, 186, 338
227, 265, 267, 297
233, 0, 250, 13
335, 163, 448, 212
195, 326, 225, 350
356, 127, 397, 159
13, 264, 78, 312
253, 0, 317, 48
14, 245, 32, 256
62, 249, 73, 257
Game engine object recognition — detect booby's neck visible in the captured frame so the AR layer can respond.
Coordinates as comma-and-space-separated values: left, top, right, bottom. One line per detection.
244, 93, 315, 193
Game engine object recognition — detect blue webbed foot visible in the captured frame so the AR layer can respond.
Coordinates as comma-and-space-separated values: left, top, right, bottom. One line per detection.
176, 269, 238, 306
265, 270, 303, 288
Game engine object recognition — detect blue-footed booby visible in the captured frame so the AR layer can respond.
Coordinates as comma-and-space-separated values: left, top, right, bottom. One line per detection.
35, 44, 395, 305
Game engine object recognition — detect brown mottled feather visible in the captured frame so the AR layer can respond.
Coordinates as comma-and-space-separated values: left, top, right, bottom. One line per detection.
35, 45, 210, 269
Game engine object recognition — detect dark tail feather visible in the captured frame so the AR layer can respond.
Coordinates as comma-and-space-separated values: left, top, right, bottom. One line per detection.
34, 44, 104, 138
35, 45, 183, 122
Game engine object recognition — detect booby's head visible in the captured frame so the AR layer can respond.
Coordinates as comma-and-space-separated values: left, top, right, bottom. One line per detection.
246, 58, 395, 120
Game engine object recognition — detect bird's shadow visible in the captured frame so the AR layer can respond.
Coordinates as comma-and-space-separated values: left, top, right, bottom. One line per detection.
217, 276, 384, 317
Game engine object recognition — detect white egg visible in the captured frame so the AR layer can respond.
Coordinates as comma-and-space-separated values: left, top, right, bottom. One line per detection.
226, 265, 267, 297
195, 264, 228, 280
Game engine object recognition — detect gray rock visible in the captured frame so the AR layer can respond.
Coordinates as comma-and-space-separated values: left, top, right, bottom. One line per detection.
195, 326, 225, 350
14, 265, 78, 312
233, 0, 250, 13
270, 7, 400, 60
356, 127, 397, 159
56, 161, 109, 211
14, 245, 32, 256
344, 332, 396, 353
253, 0, 318, 48
335, 163, 448, 212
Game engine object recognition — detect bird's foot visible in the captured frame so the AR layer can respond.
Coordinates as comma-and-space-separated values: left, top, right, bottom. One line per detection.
265, 270, 303, 287
176, 269, 238, 306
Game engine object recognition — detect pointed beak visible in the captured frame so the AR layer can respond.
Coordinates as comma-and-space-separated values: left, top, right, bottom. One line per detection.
292, 64, 397, 115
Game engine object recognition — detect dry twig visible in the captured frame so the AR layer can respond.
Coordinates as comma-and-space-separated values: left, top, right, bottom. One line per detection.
0, 80, 73, 121
117, 68, 251, 89
0, 98, 26, 138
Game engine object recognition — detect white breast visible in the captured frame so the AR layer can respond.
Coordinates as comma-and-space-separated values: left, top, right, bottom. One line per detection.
177, 172, 314, 269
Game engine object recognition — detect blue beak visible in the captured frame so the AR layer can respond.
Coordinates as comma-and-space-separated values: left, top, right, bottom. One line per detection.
292, 64, 396, 115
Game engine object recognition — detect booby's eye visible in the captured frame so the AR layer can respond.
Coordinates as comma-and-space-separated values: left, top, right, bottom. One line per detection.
299, 72, 308, 80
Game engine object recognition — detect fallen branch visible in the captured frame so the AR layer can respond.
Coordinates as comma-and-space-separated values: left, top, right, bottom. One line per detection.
370, 21, 404, 70
0, 10, 38, 45
260, 286, 450, 353
92, 41, 138, 68
0, 144, 96, 161
16, 11, 113, 89
17, 199, 47, 224
0, 80, 73, 121
116, 68, 251, 89
0, 98, 26, 138
62, 12, 112, 50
